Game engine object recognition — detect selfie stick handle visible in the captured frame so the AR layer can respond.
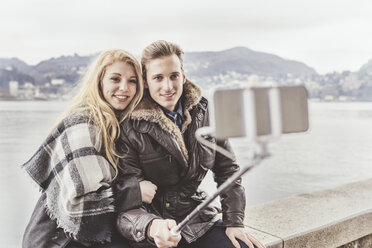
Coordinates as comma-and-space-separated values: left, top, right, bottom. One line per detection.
170, 226, 181, 236
176, 150, 265, 232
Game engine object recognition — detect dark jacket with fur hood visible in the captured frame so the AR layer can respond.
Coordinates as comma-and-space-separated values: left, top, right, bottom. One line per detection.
116, 80, 246, 245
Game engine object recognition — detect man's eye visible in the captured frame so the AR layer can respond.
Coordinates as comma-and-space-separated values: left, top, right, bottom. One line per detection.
171, 74, 179, 80
154, 76, 162, 80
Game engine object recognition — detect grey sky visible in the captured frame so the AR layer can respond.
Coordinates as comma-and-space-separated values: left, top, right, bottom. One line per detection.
1, 0, 371, 74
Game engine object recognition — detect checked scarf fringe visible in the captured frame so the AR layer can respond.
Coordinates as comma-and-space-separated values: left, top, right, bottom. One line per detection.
22, 113, 116, 243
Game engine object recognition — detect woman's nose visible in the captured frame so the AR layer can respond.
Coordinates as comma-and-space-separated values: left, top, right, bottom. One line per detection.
119, 81, 129, 91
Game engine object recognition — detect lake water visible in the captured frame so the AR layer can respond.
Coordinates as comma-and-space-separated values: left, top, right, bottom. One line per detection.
1, 100, 372, 247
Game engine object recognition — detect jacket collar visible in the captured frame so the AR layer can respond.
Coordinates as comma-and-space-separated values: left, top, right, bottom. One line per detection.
131, 80, 202, 161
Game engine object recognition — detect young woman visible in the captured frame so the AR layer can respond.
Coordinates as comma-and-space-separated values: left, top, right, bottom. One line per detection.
22, 49, 157, 248
116, 41, 265, 248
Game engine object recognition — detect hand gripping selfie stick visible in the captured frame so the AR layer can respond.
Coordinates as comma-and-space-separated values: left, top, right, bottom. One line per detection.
170, 86, 309, 236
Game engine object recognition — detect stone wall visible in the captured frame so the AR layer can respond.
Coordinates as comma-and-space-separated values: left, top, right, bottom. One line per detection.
243, 178, 372, 247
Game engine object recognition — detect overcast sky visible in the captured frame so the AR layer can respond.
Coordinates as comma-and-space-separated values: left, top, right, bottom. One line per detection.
1, 0, 372, 74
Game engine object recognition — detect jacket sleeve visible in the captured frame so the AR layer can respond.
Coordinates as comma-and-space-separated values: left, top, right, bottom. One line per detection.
117, 207, 161, 242
212, 139, 246, 227
114, 175, 142, 213
115, 125, 162, 241
204, 102, 246, 227
113, 124, 145, 213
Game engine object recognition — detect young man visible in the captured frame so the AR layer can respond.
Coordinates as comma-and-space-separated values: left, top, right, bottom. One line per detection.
116, 40, 264, 248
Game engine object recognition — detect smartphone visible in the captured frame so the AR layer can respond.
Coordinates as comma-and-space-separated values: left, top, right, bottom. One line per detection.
211, 85, 309, 140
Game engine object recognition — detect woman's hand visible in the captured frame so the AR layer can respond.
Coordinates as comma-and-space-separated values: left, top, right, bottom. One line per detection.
226, 227, 266, 248
139, 180, 157, 204
148, 219, 181, 248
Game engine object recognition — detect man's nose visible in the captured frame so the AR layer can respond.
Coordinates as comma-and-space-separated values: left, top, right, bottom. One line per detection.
163, 78, 173, 91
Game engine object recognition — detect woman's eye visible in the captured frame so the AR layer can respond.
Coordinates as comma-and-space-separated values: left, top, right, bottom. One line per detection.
129, 80, 137, 84
111, 77, 120, 82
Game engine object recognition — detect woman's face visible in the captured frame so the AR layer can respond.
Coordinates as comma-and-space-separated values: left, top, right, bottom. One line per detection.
100, 61, 137, 111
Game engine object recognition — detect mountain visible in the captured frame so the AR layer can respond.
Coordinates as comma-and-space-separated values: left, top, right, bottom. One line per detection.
34, 53, 93, 74
0, 47, 318, 88
33, 54, 95, 83
355, 59, 372, 100
358, 59, 372, 77
0, 58, 32, 73
2, 47, 371, 101
0, 68, 35, 88
184, 47, 317, 78
0, 54, 99, 88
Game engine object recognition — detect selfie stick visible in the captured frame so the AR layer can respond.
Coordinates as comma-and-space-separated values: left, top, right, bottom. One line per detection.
171, 138, 268, 236
171, 87, 284, 236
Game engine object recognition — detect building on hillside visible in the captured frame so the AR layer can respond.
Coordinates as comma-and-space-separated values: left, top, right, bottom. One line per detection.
9, 81, 19, 97
51, 79, 65, 86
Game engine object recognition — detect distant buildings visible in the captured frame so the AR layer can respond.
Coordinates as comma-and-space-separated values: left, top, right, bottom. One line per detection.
187, 69, 371, 102
0, 66, 370, 102
51, 79, 65, 86
9, 81, 19, 97
0, 78, 72, 100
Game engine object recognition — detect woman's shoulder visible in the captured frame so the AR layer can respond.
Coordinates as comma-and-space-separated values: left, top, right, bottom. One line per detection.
61, 110, 96, 129
49, 110, 99, 141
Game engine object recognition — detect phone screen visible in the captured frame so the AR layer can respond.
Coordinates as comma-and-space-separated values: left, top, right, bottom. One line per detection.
212, 86, 309, 140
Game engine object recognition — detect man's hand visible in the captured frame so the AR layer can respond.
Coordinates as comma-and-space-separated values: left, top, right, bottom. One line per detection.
226, 227, 266, 248
148, 219, 181, 248
139, 180, 157, 204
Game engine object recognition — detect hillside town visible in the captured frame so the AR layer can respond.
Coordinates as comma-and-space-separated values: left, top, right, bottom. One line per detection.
1, 47, 371, 101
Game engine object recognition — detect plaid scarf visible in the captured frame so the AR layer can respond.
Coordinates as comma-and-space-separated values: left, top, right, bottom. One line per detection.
22, 113, 116, 244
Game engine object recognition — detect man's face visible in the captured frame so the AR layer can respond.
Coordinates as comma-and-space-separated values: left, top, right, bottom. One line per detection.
145, 54, 185, 111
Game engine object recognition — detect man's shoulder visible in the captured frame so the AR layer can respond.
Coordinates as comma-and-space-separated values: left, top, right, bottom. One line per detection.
192, 96, 209, 113
199, 96, 208, 107
120, 117, 135, 132
121, 116, 153, 134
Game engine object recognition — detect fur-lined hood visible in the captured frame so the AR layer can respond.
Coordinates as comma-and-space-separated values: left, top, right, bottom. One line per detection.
130, 80, 202, 160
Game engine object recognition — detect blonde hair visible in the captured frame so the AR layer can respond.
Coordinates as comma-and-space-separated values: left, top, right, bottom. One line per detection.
57, 49, 144, 177
141, 40, 184, 81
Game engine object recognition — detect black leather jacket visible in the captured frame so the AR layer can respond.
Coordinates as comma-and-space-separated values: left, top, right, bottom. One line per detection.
116, 81, 246, 244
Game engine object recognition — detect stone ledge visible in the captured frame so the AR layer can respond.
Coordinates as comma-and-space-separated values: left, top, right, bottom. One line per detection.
339, 233, 372, 248
243, 178, 372, 247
